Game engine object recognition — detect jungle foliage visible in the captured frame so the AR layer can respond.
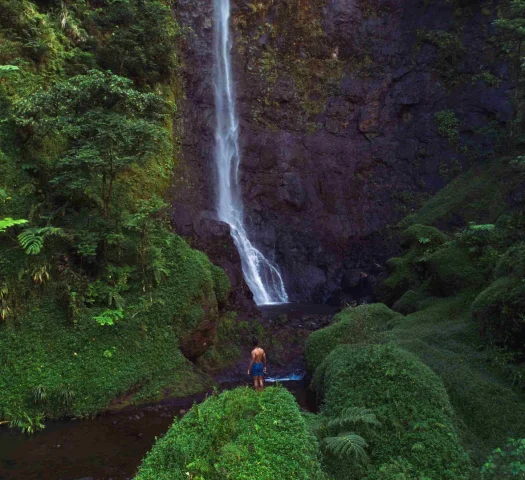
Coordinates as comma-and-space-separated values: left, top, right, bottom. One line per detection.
0, 0, 231, 426
312, 343, 471, 479
134, 387, 325, 480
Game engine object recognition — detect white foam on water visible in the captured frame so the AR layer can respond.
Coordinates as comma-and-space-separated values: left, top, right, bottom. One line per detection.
213, 0, 288, 306
265, 372, 306, 383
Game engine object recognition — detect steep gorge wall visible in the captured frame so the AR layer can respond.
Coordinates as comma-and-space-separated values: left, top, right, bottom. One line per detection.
172, 0, 512, 304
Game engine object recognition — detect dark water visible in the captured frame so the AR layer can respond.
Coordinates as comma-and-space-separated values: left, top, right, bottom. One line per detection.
259, 302, 339, 320
0, 303, 331, 480
0, 379, 316, 480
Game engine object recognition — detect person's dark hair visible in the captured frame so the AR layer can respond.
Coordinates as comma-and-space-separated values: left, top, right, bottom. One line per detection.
252, 337, 259, 347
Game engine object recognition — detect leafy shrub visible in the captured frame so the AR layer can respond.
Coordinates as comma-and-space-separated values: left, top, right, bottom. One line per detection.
494, 243, 525, 279
481, 438, 525, 479
382, 225, 449, 304
134, 387, 324, 480
435, 110, 461, 145
305, 304, 401, 372
313, 344, 471, 480
400, 224, 450, 249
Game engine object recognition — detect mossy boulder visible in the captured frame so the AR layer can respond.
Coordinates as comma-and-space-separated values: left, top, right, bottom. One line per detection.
134, 387, 324, 480
305, 303, 401, 372
472, 276, 525, 353
383, 256, 419, 303
314, 344, 471, 480
392, 289, 421, 314
427, 244, 485, 296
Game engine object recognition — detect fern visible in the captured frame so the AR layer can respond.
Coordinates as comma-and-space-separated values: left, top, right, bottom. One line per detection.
0, 65, 20, 77
18, 226, 67, 255
0, 218, 28, 233
326, 406, 381, 429
18, 230, 44, 255
323, 432, 369, 462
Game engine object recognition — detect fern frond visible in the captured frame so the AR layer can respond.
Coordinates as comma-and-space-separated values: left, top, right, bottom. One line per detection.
327, 406, 381, 429
18, 230, 44, 255
323, 432, 369, 462
18, 226, 68, 255
0, 218, 28, 233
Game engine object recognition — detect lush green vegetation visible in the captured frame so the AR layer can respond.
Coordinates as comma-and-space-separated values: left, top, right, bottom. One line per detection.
313, 343, 471, 479
1, 1, 525, 479
305, 303, 402, 371
0, 0, 232, 427
135, 386, 325, 480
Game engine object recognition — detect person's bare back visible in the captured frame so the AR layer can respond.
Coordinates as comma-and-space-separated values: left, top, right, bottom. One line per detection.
247, 338, 267, 391
252, 347, 265, 363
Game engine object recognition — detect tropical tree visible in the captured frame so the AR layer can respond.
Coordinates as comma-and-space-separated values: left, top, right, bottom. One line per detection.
15, 70, 172, 221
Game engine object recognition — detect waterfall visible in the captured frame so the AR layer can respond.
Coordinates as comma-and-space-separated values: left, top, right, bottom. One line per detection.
213, 0, 288, 305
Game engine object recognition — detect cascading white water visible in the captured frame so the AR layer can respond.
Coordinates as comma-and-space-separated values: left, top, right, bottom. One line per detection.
213, 0, 288, 306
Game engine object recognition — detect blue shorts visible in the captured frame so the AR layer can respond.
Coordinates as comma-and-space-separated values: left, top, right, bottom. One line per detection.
251, 363, 264, 377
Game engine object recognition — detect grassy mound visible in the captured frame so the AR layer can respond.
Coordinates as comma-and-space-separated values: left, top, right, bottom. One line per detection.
305, 303, 401, 372
0, 234, 229, 426
314, 343, 471, 480
135, 387, 324, 480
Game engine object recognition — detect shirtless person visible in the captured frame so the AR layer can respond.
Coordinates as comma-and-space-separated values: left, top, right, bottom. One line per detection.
247, 337, 267, 392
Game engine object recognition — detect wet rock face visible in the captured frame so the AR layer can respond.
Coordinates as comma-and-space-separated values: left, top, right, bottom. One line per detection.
172, 0, 512, 304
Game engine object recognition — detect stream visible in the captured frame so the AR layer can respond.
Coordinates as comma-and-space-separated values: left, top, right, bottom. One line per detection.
0, 377, 316, 480
0, 304, 336, 480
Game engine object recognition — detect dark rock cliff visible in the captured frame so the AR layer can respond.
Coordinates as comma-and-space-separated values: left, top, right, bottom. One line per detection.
172, 0, 512, 305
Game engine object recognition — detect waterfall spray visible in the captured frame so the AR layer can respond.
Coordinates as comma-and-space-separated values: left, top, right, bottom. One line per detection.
213, 0, 288, 305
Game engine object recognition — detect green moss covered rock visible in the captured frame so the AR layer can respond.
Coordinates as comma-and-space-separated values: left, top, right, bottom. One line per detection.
428, 244, 485, 296
135, 387, 324, 480
305, 304, 401, 372
472, 276, 525, 352
211, 264, 231, 305
314, 344, 471, 480
392, 289, 421, 314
